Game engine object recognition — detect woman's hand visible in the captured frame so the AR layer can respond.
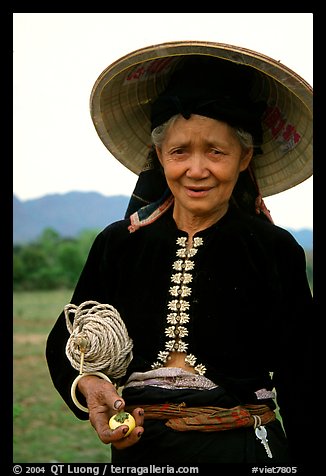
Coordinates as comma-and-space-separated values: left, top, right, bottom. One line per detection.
77, 375, 144, 448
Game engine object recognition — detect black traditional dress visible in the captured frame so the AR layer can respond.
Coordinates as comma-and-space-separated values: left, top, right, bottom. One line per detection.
46, 202, 312, 464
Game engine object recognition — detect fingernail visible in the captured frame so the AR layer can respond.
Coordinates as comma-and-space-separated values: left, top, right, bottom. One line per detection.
122, 427, 129, 434
114, 400, 123, 410
138, 409, 144, 416
137, 431, 143, 438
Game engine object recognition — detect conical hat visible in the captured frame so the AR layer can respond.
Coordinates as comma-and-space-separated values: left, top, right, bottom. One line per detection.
90, 41, 312, 197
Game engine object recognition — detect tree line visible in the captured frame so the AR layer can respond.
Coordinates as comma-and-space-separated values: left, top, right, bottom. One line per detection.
13, 227, 313, 292
13, 228, 99, 291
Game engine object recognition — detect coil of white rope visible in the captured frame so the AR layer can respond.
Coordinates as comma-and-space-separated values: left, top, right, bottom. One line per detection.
65, 300, 133, 380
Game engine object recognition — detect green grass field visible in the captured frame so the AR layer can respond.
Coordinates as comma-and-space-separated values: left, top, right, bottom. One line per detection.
13, 289, 111, 463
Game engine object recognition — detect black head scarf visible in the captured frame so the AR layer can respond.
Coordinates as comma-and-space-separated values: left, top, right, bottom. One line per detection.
150, 55, 266, 153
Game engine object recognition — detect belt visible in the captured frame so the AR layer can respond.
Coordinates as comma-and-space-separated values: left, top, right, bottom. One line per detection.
125, 403, 276, 432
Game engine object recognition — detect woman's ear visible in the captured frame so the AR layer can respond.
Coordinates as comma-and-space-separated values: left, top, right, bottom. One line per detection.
239, 147, 253, 172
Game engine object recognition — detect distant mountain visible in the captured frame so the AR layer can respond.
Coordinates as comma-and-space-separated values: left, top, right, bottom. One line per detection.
287, 228, 313, 251
13, 192, 130, 244
13, 192, 313, 250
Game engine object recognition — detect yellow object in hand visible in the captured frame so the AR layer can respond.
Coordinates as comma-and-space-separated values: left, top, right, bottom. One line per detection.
109, 411, 136, 437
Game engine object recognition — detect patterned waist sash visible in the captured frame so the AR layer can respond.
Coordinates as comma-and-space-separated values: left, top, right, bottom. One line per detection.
126, 403, 276, 432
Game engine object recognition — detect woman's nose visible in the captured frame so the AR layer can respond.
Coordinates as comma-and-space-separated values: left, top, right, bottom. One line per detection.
186, 155, 210, 179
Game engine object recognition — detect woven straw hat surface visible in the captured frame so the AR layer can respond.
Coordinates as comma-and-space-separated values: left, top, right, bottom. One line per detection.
90, 41, 312, 197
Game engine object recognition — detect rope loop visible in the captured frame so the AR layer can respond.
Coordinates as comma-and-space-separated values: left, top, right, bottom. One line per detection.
64, 300, 133, 379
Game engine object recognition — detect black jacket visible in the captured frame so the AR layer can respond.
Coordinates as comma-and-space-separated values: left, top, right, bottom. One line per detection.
46, 204, 313, 462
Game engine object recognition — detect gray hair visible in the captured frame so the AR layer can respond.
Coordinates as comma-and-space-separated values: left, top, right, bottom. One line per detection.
151, 114, 254, 151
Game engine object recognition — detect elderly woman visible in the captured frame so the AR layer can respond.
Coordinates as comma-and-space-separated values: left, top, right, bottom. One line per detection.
46, 42, 313, 466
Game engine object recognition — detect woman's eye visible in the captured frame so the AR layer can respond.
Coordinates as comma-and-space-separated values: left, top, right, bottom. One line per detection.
171, 148, 186, 156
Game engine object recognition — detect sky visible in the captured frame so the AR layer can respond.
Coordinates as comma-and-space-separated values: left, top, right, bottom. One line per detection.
13, 13, 313, 230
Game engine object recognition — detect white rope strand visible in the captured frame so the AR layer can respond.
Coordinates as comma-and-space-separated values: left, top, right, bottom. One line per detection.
64, 300, 133, 380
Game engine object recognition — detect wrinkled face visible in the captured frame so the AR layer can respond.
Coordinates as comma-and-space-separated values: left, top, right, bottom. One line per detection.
156, 114, 253, 219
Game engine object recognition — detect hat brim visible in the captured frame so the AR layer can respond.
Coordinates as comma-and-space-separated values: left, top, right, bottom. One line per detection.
90, 41, 312, 197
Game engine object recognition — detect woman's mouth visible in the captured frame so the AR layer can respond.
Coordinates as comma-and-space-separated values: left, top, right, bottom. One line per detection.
185, 186, 212, 198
